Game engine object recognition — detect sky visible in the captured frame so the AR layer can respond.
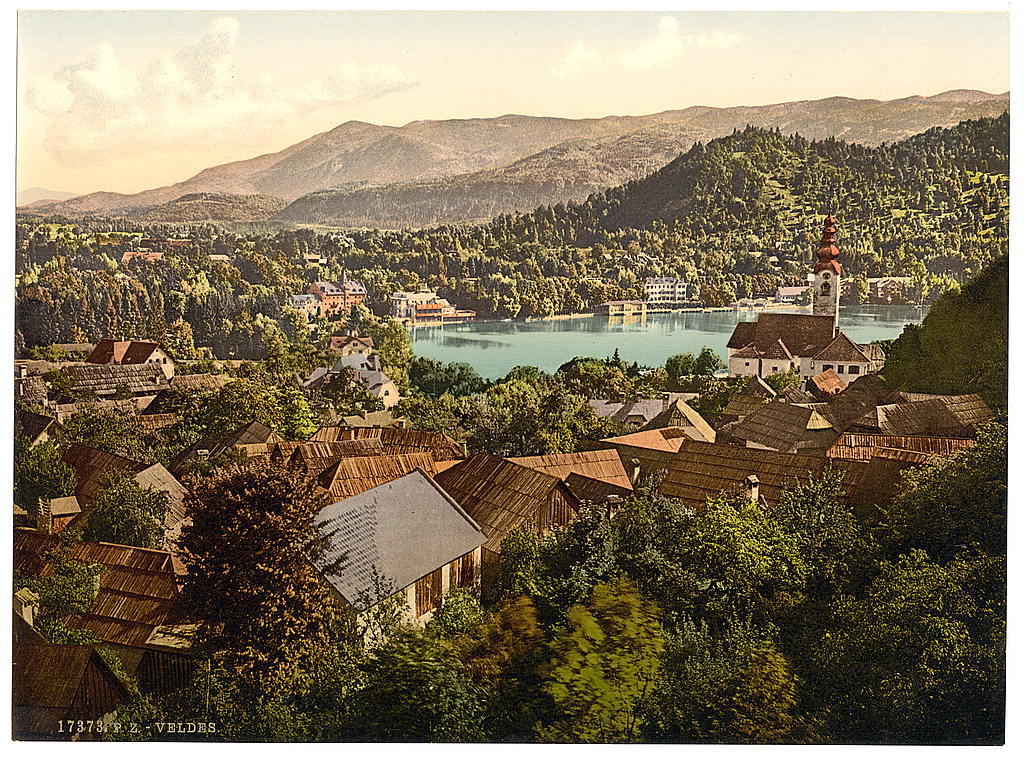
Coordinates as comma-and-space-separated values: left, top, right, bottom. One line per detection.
16, 10, 1010, 196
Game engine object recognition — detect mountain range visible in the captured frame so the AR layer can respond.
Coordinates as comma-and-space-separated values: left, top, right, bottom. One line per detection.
24, 89, 1009, 229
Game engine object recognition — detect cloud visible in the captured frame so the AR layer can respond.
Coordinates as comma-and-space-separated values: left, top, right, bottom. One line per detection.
551, 40, 600, 79
623, 16, 742, 71
25, 17, 416, 166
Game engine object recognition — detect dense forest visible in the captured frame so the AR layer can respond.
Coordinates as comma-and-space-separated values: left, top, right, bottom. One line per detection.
15, 114, 1008, 354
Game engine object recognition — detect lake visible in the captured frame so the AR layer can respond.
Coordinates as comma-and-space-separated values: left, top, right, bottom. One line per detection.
410, 305, 926, 379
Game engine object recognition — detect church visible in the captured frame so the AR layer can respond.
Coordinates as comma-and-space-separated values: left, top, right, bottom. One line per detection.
726, 216, 885, 382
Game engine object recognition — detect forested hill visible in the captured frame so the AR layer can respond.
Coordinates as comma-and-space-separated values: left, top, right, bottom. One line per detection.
488, 113, 1008, 270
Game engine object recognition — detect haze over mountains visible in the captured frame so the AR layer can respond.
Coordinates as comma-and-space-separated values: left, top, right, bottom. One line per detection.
25, 90, 1009, 229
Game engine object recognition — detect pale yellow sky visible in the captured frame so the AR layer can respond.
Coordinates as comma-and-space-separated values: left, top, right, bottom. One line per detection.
17, 11, 1010, 196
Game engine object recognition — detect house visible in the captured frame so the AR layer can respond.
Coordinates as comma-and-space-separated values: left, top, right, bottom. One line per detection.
808, 368, 847, 399
307, 277, 367, 317
506, 450, 634, 490
309, 425, 464, 461
435, 454, 581, 576
581, 427, 693, 486
826, 433, 977, 462
329, 335, 375, 356
120, 249, 165, 265
15, 409, 63, 447
289, 294, 321, 317
866, 395, 995, 437
333, 353, 381, 373
595, 300, 648, 317
316, 453, 439, 502
391, 291, 476, 324
727, 216, 882, 382
657, 438, 904, 514
644, 277, 689, 306
868, 276, 913, 304
309, 470, 486, 625
86, 339, 175, 380
34, 496, 81, 535
640, 399, 717, 442
721, 400, 839, 454
271, 439, 386, 474
774, 285, 810, 303
721, 376, 777, 422
63, 444, 188, 539
303, 358, 400, 409
14, 643, 131, 740
170, 421, 283, 472
58, 363, 171, 398
589, 399, 666, 429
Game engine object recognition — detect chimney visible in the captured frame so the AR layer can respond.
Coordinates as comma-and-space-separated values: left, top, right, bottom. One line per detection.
606, 494, 622, 519
458, 440, 469, 458
745, 474, 760, 505
14, 588, 38, 627
629, 457, 642, 485
36, 499, 53, 535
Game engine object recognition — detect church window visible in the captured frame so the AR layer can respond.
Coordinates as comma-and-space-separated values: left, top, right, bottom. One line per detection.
821, 282, 831, 296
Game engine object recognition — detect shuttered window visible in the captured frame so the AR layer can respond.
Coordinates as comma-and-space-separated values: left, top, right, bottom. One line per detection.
450, 551, 476, 590
415, 568, 443, 617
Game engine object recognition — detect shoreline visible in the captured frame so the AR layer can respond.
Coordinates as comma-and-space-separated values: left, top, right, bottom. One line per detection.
408, 301, 816, 329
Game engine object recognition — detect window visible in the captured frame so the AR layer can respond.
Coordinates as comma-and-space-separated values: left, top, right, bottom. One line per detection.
772, 366, 779, 373
849, 365, 860, 375
450, 551, 476, 590
744, 361, 750, 367
837, 365, 845, 374
415, 568, 443, 617
823, 364, 834, 371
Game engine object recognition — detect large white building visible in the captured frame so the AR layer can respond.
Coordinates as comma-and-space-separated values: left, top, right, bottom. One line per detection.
726, 216, 884, 382
644, 277, 690, 306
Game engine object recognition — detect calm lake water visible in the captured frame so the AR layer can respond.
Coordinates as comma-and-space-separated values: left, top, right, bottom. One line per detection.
410, 305, 926, 379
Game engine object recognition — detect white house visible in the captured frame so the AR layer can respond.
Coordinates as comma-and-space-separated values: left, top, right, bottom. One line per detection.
644, 277, 689, 306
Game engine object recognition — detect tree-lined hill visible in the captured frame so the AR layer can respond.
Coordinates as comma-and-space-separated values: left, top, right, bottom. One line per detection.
27, 90, 1009, 227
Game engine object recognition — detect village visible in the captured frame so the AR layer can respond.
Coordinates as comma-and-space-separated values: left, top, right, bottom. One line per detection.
10, 213, 1002, 740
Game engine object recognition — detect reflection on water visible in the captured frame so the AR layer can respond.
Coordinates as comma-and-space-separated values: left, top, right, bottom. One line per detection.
412, 305, 924, 379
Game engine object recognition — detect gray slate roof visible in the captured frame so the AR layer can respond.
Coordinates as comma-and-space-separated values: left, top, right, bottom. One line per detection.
310, 470, 485, 608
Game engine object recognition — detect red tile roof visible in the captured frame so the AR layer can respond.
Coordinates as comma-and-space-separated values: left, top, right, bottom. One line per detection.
86, 339, 164, 366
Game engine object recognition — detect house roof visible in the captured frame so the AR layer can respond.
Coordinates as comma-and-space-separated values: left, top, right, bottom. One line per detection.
310, 470, 485, 607
316, 453, 439, 501
506, 449, 634, 489
873, 395, 994, 437
639, 399, 717, 442
14, 643, 130, 737
598, 426, 691, 453
338, 409, 397, 428
62, 363, 170, 395
810, 369, 847, 396
15, 409, 60, 443
14, 529, 181, 649
45, 496, 81, 517
826, 432, 977, 462
309, 426, 463, 461
658, 439, 863, 510
722, 393, 772, 420
724, 401, 838, 452
812, 332, 870, 363
730, 344, 761, 359
171, 421, 283, 470
86, 339, 165, 366
726, 313, 837, 358
763, 338, 796, 361
332, 335, 375, 349
588, 399, 666, 426
739, 376, 777, 398
276, 439, 386, 473
564, 472, 635, 504
435, 453, 579, 552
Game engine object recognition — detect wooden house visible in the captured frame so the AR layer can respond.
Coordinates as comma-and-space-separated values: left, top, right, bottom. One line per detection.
170, 421, 284, 473
316, 453, 439, 501
15, 409, 64, 447
639, 398, 717, 442
309, 470, 486, 626
826, 432, 977, 462
434, 454, 581, 577
506, 449, 634, 490
86, 339, 175, 380
14, 643, 131, 740
270, 438, 385, 473
722, 400, 839, 454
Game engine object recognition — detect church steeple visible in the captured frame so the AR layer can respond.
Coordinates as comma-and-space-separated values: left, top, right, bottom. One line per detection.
811, 214, 841, 335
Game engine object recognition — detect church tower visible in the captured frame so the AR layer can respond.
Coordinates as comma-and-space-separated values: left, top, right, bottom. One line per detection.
812, 214, 841, 336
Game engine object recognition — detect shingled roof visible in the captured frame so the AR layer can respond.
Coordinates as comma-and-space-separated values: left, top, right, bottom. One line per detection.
14, 530, 181, 649
809, 369, 847, 397
14, 643, 130, 740
726, 313, 837, 358
309, 426, 462, 461
316, 453, 438, 501
811, 332, 870, 363
589, 399, 667, 427
722, 401, 838, 453
272, 439, 386, 473
873, 395, 994, 437
310, 470, 485, 607
15, 409, 62, 444
826, 433, 977, 462
435, 454, 580, 552
564, 472, 635, 505
61, 363, 169, 396
639, 399, 716, 442
86, 339, 164, 366
507, 450, 634, 489
658, 439, 872, 511
170, 421, 284, 472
